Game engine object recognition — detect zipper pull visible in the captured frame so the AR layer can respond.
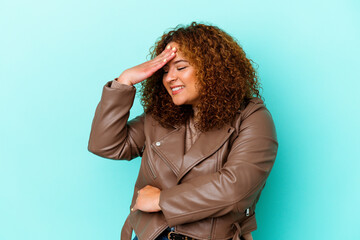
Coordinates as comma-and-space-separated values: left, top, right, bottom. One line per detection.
245, 208, 250, 216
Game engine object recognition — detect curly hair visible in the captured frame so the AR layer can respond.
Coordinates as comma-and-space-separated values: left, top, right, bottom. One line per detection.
140, 22, 262, 132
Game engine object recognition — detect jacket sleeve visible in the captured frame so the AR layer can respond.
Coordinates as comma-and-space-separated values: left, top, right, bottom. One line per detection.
87, 80, 146, 160
158, 106, 278, 226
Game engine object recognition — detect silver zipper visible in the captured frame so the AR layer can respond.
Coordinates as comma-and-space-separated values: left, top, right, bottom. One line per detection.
245, 208, 250, 216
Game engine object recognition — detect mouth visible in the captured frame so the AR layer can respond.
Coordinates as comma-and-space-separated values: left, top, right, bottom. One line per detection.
170, 85, 185, 95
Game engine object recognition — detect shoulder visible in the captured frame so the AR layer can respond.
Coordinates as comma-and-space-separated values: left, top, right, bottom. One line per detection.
231, 97, 274, 133
238, 97, 265, 116
233, 96, 265, 119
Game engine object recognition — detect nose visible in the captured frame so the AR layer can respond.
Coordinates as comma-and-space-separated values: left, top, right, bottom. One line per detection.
163, 67, 177, 83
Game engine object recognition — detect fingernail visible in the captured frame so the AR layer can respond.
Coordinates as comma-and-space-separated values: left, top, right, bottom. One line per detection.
163, 58, 167, 62
171, 52, 175, 56
167, 45, 171, 49
172, 47, 176, 51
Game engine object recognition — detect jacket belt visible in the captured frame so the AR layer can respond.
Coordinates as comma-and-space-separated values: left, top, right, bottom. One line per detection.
232, 214, 257, 240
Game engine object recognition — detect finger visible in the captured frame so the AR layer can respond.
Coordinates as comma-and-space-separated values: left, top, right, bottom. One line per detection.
144, 50, 176, 74
155, 47, 170, 58
153, 45, 173, 60
158, 51, 177, 67
163, 45, 175, 54
152, 50, 177, 68
131, 192, 140, 211
141, 47, 177, 76
164, 51, 176, 62
141, 51, 170, 70
153, 46, 177, 63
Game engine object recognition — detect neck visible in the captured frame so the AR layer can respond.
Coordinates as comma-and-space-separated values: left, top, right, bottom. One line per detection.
192, 106, 200, 122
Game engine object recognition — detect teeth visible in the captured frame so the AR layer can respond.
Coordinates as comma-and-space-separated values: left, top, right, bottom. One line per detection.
172, 86, 184, 91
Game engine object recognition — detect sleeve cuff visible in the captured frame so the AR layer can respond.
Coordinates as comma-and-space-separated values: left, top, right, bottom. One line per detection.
111, 78, 134, 89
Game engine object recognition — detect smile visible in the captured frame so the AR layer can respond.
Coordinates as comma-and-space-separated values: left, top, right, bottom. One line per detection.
171, 85, 185, 95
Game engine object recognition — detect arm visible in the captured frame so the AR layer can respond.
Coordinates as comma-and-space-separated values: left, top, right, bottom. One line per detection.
159, 106, 278, 226
88, 44, 178, 159
87, 80, 146, 160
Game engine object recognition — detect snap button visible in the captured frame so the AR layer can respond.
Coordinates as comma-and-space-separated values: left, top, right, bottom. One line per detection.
155, 141, 161, 146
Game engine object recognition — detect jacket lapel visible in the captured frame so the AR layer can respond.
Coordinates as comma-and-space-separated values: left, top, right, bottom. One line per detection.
150, 125, 186, 176
176, 124, 235, 183
151, 122, 235, 183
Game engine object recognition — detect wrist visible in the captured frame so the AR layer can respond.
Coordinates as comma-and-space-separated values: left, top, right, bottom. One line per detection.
116, 75, 133, 86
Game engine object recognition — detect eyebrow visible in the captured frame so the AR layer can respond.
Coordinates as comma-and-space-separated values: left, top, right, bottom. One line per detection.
164, 60, 189, 67
174, 60, 188, 64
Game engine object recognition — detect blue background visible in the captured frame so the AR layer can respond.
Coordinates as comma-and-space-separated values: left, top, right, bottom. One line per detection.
1, 0, 359, 239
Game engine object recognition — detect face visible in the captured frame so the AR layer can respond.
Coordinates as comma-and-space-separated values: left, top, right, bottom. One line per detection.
162, 42, 200, 106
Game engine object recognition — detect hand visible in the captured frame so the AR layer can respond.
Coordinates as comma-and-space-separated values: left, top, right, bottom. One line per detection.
132, 185, 161, 212
117, 45, 177, 86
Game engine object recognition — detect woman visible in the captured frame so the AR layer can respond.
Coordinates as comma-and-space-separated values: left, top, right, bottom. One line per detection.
88, 22, 278, 240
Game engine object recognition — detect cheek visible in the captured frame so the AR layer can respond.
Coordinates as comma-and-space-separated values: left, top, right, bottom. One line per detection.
187, 79, 199, 95
162, 78, 167, 89
162, 79, 171, 94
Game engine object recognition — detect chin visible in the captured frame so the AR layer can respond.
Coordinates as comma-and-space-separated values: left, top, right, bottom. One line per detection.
171, 97, 185, 106
172, 101, 184, 106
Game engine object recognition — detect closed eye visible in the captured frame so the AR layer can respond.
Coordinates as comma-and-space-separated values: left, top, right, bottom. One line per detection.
163, 66, 187, 74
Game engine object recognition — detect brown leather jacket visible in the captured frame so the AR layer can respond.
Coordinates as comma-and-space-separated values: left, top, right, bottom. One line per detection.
88, 81, 278, 240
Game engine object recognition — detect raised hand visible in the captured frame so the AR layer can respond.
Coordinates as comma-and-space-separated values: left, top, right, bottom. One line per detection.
117, 44, 177, 86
